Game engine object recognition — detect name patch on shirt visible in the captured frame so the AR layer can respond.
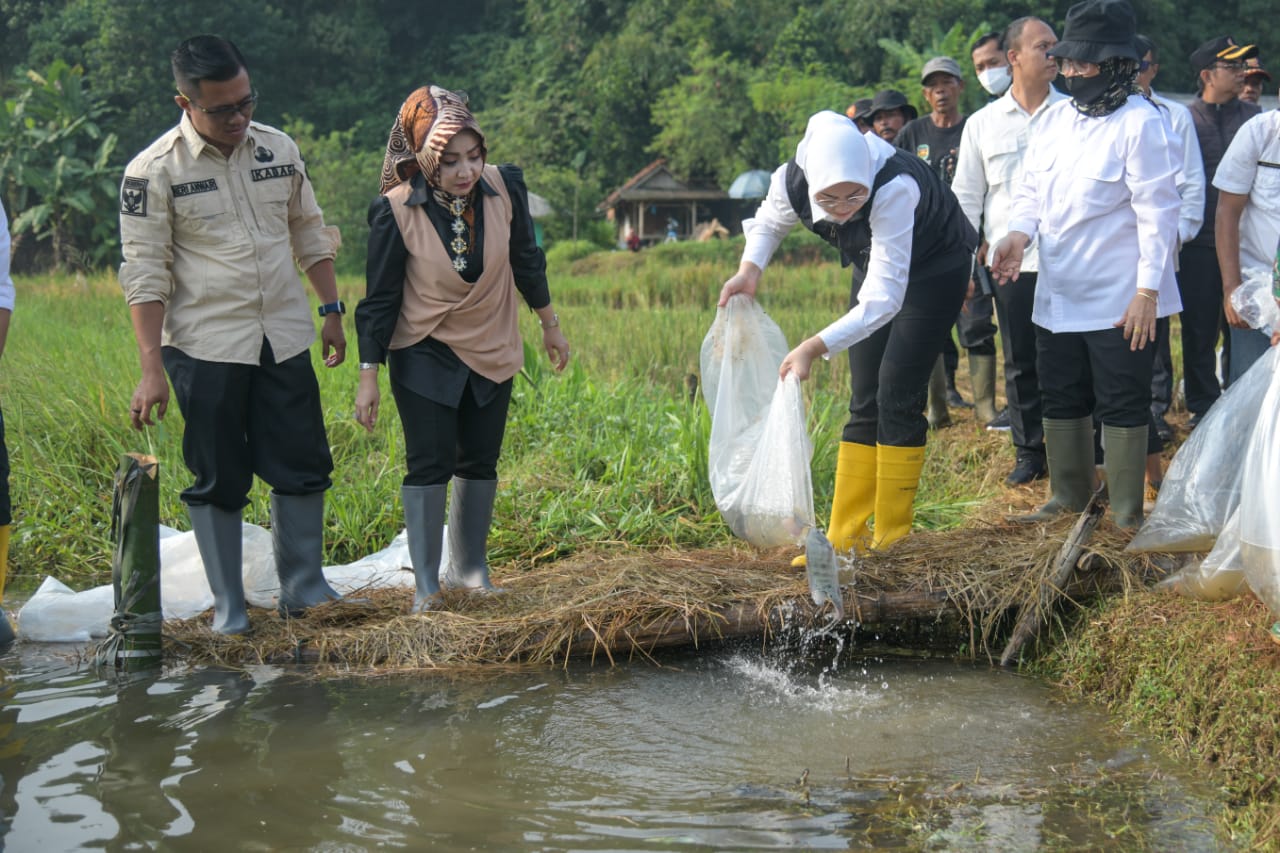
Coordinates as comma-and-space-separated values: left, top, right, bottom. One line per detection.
916, 144, 930, 160
251, 164, 297, 182
120, 177, 148, 217
172, 179, 218, 198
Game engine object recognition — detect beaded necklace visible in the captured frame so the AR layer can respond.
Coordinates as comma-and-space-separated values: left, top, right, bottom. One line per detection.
434, 190, 473, 273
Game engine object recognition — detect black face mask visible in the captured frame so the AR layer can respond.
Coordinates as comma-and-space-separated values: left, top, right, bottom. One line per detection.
1063, 72, 1110, 105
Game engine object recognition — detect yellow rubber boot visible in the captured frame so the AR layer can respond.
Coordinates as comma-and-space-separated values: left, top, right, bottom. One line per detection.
791, 441, 877, 566
870, 444, 926, 550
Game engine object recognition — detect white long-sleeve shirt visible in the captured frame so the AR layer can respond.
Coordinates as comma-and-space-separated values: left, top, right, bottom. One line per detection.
1212, 110, 1280, 272
0, 199, 15, 313
1150, 89, 1206, 246
1006, 98, 1182, 333
740, 134, 922, 355
951, 86, 1067, 271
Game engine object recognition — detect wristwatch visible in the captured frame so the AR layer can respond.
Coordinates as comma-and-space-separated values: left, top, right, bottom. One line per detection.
318, 300, 347, 316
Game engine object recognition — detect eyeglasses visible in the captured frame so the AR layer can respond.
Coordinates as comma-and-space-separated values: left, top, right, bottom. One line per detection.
1212, 61, 1245, 72
814, 192, 868, 211
1055, 57, 1098, 75
179, 90, 259, 119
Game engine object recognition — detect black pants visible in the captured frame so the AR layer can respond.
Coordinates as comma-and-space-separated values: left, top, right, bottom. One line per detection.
992, 271, 1044, 457
1036, 326, 1155, 428
1150, 316, 1173, 419
390, 373, 513, 486
1176, 245, 1225, 415
956, 291, 998, 355
163, 340, 333, 509
841, 257, 970, 447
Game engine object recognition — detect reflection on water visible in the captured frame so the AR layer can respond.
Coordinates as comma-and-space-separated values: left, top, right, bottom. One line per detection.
0, 640, 1225, 850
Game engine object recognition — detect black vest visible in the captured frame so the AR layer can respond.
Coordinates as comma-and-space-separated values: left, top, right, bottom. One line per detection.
784, 149, 977, 282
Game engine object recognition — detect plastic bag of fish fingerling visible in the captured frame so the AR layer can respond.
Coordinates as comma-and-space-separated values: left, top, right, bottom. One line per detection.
1127, 344, 1280, 553
700, 295, 805, 545
1154, 507, 1247, 601
735, 374, 815, 546
1239, 358, 1280, 618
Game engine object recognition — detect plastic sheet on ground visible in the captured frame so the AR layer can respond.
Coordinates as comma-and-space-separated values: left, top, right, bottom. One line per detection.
16, 525, 420, 643
1239, 354, 1280, 617
700, 295, 815, 546
1127, 345, 1279, 553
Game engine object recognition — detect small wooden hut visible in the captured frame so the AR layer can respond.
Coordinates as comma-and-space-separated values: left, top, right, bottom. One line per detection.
597, 159, 736, 248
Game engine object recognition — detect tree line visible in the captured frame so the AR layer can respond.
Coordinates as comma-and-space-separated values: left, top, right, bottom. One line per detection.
0, 0, 1269, 273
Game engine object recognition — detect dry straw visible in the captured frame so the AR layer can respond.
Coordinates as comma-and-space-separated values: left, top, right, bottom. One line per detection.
163, 518, 1171, 676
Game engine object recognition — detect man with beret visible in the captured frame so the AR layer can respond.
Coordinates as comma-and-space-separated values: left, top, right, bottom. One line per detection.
897, 57, 1000, 429
865, 90, 918, 144
1181, 36, 1260, 427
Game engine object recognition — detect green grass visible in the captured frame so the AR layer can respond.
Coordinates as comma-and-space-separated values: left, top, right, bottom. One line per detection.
2, 250, 999, 593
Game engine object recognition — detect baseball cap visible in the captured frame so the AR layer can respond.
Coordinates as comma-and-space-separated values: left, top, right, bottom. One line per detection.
920, 56, 964, 84
1190, 36, 1258, 72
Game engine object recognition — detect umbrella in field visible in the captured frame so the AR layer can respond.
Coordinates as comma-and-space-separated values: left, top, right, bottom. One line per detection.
727, 169, 772, 200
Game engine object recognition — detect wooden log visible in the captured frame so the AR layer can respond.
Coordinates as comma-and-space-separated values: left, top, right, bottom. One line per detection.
999, 493, 1106, 667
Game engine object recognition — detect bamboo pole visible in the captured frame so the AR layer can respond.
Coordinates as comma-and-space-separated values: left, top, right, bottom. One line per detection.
95, 454, 162, 671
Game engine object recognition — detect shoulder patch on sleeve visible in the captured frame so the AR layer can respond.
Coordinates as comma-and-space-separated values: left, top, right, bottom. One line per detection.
120, 177, 149, 217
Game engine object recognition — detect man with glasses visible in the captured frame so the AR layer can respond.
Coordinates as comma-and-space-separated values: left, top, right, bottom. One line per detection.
118, 34, 351, 634
1181, 36, 1260, 428
952, 16, 1067, 486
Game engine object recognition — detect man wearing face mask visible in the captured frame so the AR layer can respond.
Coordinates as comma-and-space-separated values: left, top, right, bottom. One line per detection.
1134, 34, 1206, 443
1181, 36, 1260, 428
952, 17, 1067, 486
971, 32, 1012, 99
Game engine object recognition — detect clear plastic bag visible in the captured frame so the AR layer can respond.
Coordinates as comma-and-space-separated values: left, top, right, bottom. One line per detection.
1128, 345, 1280, 552
1239, 353, 1280, 617
700, 296, 814, 546
1154, 507, 1247, 601
1230, 266, 1280, 335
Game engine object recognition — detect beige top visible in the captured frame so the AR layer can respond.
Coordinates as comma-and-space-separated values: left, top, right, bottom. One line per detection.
386, 164, 523, 383
118, 115, 340, 365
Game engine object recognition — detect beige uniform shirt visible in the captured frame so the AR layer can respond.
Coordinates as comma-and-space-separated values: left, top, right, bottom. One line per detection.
118, 116, 340, 365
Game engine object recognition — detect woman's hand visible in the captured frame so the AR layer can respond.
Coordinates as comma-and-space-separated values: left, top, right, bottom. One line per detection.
780, 336, 829, 381
354, 370, 380, 433
1116, 289, 1159, 351
989, 232, 1029, 285
718, 262, 762, 307
544, 325, 570, 372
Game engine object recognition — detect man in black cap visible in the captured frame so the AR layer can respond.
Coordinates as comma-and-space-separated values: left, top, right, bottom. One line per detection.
846, 97, 874, 134
865, 90, 918, 144
1241, 57, 1269, 104
1180, 36, 1260, 428
897, 56, 1000, 428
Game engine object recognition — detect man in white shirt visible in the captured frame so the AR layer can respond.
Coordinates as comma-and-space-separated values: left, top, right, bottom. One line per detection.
952, 16, 1066, 486
1135, 34, 1206, 441
1215, 104, 1280, 378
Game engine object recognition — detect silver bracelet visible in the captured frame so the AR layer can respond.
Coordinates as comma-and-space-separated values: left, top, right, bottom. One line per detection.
540, 312, 560, 329
358, 362, 379, 371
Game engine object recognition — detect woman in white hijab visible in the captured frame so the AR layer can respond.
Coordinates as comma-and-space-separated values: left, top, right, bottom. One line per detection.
719, 110, 977, 559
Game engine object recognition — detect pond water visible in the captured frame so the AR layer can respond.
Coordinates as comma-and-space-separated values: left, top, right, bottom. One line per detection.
0, 638, 1226, 850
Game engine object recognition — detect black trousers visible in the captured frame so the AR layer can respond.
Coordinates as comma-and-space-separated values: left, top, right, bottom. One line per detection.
390, 373, 513, 486
956, 292, 998, 354
992, 271, 1044, 458
163, 340, 333, 509
1150, 316, 1173, 419
1175, 245, 1225, 415
841, 257, 970, 447
1036, 325, 1155, 428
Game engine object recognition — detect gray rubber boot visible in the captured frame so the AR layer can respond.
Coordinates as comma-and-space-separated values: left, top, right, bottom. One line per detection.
270, 491, 341, 617
926, 356, 951, 429
1102, 424, 1149, 529
189, 503, 250, 634
969, 353, 999, 426
1012, 416, 1095, 523
443, 478, 503, 592
402, 484, 448, 612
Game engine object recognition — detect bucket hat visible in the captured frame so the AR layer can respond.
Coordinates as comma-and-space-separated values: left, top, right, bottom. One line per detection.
1047, 0, 1141, 64
864, 90, 918, 123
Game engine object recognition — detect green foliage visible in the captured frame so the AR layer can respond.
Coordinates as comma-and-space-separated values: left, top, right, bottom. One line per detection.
0, 60, 119, 270
282, 118, 383, 277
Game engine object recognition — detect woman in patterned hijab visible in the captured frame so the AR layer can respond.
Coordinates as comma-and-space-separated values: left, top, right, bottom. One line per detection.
355, 85, 569, 615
